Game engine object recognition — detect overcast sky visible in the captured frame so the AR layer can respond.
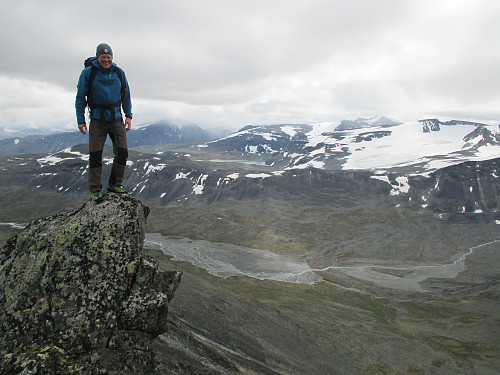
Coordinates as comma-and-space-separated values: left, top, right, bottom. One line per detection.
1, 0, 500, 131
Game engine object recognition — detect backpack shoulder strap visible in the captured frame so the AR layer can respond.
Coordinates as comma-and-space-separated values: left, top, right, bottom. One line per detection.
113, 66, 126, 99
87, 65, 98, 108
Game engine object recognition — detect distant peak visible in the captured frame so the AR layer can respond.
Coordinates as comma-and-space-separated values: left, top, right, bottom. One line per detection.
335, 116, 401, 131
419, 118, 487, 133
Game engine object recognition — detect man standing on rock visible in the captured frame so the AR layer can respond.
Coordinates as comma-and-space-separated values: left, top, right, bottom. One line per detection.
75, 43, 133, 203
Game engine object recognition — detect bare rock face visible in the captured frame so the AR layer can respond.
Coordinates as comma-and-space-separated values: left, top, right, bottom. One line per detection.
0, 194, 182, 374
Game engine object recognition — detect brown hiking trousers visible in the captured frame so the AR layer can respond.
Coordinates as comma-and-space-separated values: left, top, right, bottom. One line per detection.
88, 118, 128, 193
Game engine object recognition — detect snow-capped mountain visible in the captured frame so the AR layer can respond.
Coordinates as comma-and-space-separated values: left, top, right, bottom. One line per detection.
1, 117, 498, 218
334, 116, 402, 130
198, 118, 499, 176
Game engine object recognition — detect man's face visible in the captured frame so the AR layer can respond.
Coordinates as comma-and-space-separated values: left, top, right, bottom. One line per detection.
97, 54, 113, 69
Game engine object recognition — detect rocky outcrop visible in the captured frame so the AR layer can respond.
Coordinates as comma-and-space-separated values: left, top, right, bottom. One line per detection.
0, 194, 182, 374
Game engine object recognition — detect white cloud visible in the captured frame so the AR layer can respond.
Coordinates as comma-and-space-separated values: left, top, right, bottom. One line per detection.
0, 77, 75, 129
1, 0, 500, 130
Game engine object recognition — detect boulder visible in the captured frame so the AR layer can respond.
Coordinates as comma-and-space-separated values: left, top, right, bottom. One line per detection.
0, 193, 182, 374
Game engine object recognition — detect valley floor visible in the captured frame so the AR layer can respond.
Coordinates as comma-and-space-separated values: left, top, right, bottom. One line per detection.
148, 246, 500, 375
143, 197, 500, 374
1, 189, 499, 374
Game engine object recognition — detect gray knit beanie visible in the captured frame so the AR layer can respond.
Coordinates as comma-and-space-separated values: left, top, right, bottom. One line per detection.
96, 43, 113, 57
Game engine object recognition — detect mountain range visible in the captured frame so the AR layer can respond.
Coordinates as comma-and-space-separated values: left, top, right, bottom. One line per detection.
0, 119, 218, 156
195, 117, 500, 175
2, 117, 498, 177
1, 117, 498, 219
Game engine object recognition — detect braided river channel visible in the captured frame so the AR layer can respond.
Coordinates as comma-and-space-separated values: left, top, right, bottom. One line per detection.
145, 233, 499, 290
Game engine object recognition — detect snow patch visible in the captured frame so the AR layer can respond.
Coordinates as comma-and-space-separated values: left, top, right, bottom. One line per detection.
371, 175, 410, 195
217, 173, 239, 186
37, 147, 88, 166
226, 173, 239, 179
287, 159, 325, 170
245, 145, 258, 153
37, 155, 64, 166
281, 126, 297, 138
144, 162, 166, 175
193, 174, 208, 195
261, 132, 276, 141
391, 176, 410, 195
174, 171, 191, 180
246, 173, 271, 179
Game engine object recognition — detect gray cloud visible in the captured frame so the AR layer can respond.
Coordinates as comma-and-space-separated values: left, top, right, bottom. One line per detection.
1, 0, 500, 130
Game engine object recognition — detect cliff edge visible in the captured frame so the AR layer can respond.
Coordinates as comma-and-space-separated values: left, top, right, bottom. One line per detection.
0, 194, 182, 374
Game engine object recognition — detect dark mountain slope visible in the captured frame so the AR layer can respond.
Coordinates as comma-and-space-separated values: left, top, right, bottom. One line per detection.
0, 120, 214, 156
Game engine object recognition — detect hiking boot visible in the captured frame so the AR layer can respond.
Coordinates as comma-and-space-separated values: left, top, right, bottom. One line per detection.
91, 192, 104, 203
107, 185, 127, 194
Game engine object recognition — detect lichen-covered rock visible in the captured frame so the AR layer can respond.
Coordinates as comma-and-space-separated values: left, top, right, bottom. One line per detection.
0, 194, 182, 374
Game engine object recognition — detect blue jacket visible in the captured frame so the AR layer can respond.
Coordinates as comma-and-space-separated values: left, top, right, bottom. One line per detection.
75, 59, 132, 125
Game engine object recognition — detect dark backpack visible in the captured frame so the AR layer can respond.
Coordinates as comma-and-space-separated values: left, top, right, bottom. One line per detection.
84, 57, 126, 120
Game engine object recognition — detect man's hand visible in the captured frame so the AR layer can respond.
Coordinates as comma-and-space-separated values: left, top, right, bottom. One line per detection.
125, 117, 132, 132
78, 124, 87, 135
